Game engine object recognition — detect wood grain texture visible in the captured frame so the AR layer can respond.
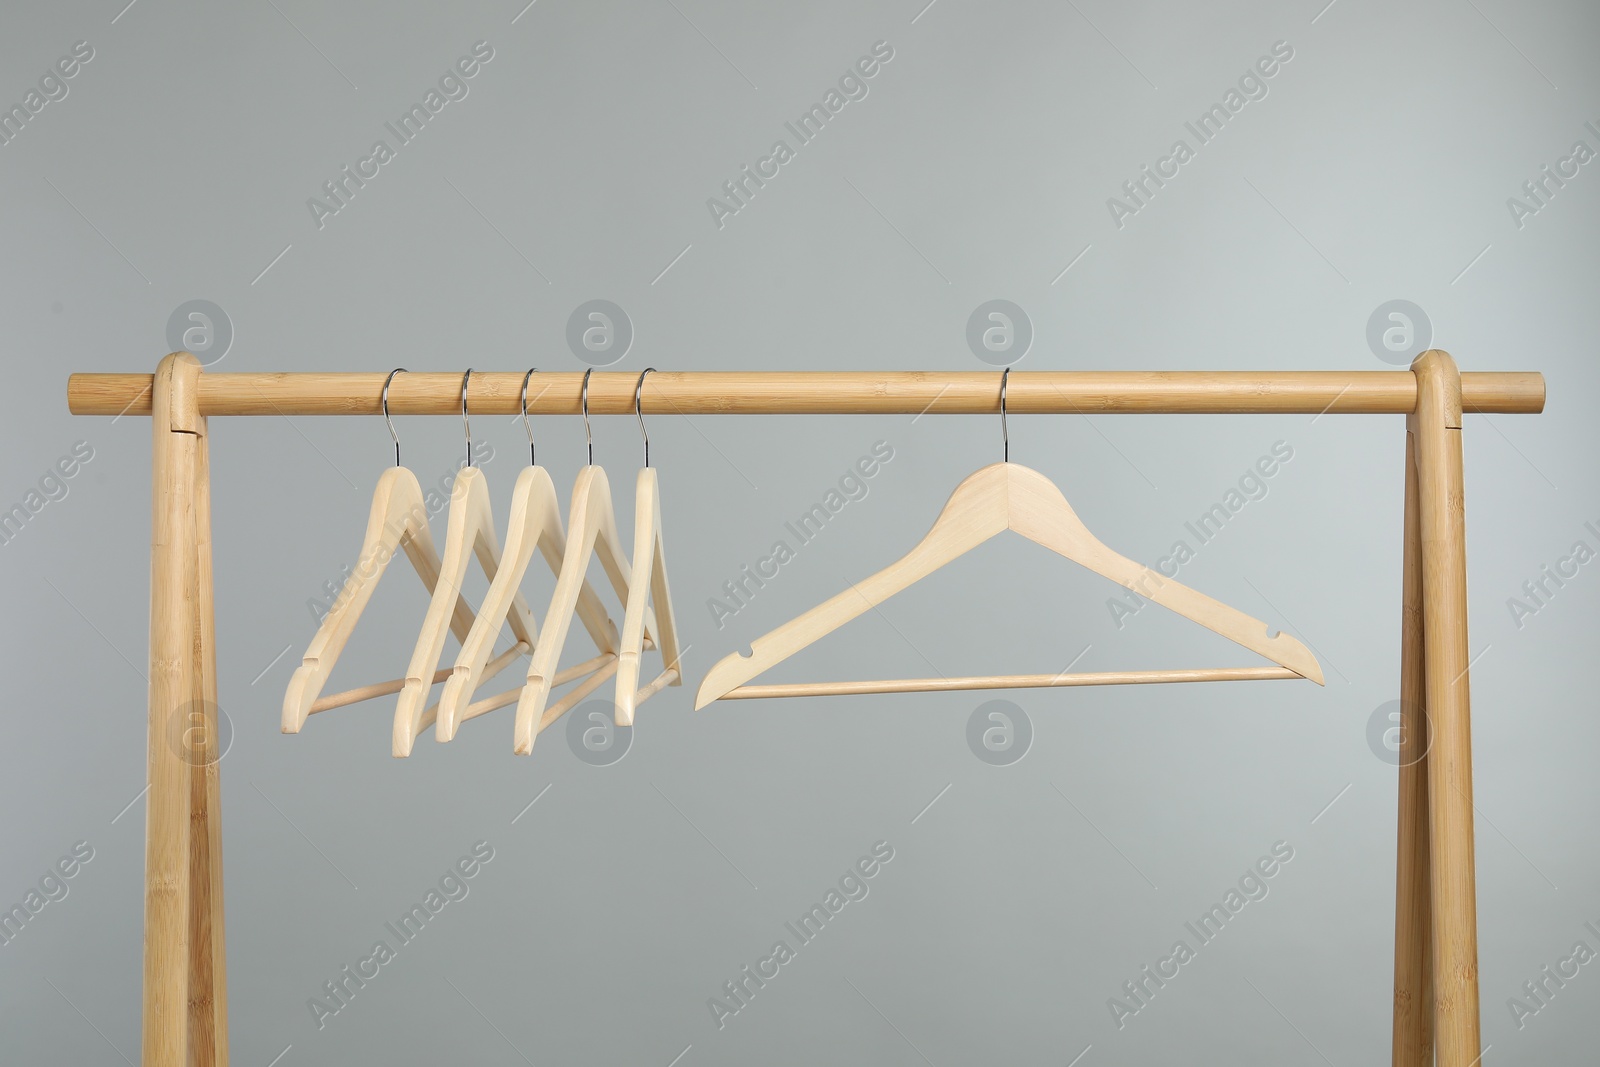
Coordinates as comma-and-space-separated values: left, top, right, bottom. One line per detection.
1392, 418, 1433, 1066
68, 367, 1547, 416
1412, 350, 1483, 1067
146, 352, 200, 1066
188, 401, 225, 1066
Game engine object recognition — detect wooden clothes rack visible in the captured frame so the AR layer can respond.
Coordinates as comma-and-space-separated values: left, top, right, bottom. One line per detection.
66, 353, 1547, 1067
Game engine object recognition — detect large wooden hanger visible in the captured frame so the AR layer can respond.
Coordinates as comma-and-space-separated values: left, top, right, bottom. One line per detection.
696, 370, 1323, 707
512, 371, 662, 755
391, 371, 542, 757
433, 369, 623, 745
284, 370, 480, 733
614, 369, 683, 725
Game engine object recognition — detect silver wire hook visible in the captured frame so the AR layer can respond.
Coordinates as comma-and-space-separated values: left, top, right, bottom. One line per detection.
635, 367, 656, 468
581, 368, 594, 466
460, 368, 475, 468
382, 368, 406, 467
520, 368, 538, 467
1000, 366, 1010, 462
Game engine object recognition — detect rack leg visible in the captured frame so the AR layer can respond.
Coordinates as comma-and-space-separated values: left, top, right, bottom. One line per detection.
1411, 351, 1482, 1066
189, 387, 229, 1065
145, 353, 227, 1065
1392, 417, 1433, 1064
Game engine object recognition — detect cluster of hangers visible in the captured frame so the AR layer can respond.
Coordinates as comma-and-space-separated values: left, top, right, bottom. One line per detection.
282, 367, 681, 757
283, 367, 1322, 759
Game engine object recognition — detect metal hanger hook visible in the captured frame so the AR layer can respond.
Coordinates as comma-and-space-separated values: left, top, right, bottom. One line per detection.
1000, 367, 1010, 462
382, 368, 406, 467
460, 368, 475, 468
581, 367, 594, 466
520, 368, 538, 467
635, 367, 656, 468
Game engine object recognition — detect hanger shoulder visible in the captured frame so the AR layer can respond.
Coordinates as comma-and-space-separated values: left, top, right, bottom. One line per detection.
437, 464, 622, 741
283, 467, 436, 732
643, 471, 681, 681
1124, 571, 1322, 683
445, 468, 495, 642
1004, 463, 1324, 684
436, 465, 548, 740
507, 464, 616, 654
469, 483, 539, 651
514, 467, 613, 754
532, 476, 624, 658
393, 468, 504, 756
446, 465, 625, 748
589, 471, 661, 648
616, 468, 682, 726
694, 464, 1009, 708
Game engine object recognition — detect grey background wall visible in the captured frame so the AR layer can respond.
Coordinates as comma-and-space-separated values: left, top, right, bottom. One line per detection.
2, 0, 1595, 1063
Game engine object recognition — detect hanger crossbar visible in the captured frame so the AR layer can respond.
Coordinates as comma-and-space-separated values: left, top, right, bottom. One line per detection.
457, 652, 620, 724
635, 667, 680, 705
308, 641, 529, 715
718, 665, 1303, 699
67, 369, 1545, 416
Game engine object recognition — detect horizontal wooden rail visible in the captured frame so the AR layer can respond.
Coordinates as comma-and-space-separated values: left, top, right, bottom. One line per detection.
67, 366, 1546, 417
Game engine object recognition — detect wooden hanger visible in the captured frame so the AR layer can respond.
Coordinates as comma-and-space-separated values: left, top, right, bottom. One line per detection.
390, 465, 539, 755
512, 371, 661, 755
614, 369, 683, 725
433, 370, 622, 744
391, 372, 535, 755
695, 372, 1323, 707
284, 370, 479, 733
